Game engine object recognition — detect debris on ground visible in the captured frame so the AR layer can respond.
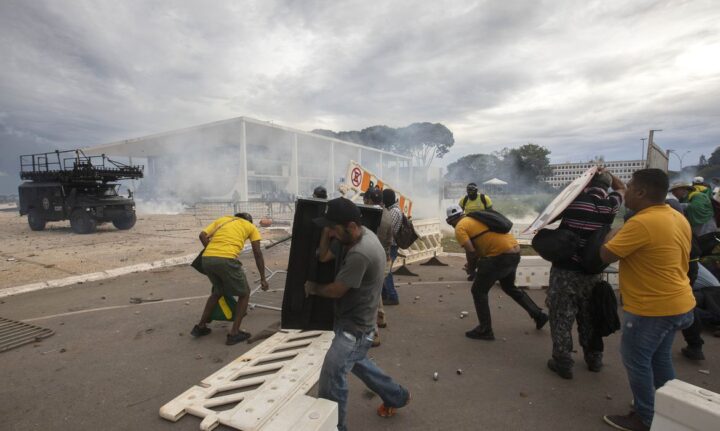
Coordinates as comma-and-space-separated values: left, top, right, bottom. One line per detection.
195, 354, 203, 360
459, 311, 469, 319
456, 369, 463, 375
519, 392, 528, 398
433, 372, 439, 381
698, 369, 710, 375
605, 394, 613, 400
129, 297, 163, 304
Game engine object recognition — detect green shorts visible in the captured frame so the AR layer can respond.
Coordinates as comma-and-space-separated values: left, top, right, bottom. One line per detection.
201, 256, 249, 297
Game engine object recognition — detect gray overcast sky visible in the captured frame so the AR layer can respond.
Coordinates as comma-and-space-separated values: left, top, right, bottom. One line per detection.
1, 0, 720, 186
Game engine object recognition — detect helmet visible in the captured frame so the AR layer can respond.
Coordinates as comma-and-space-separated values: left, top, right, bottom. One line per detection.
466, 183, 478, 191
446, 204, 463, 222
693, 176, 704, 185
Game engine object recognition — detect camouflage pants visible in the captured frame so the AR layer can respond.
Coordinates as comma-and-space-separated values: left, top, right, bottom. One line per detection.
546, 267, 604, 369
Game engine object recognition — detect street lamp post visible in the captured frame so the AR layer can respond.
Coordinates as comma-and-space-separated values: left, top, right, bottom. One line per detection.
667, 149, 691, 170
641, 138, 647, 162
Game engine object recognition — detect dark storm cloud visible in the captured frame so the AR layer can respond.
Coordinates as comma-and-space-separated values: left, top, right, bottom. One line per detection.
1, 0, 720, 194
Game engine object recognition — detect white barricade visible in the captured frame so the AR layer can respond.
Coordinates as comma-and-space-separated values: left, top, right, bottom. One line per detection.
397, 218, 443, 265
160, 330, 337, 431
652, 379, 720, 431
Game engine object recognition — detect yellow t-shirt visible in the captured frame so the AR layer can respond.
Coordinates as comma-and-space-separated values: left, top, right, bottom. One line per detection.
454, 216, 517, 258
202, 216, 262, 259
605, 205, 695, 316
460, 194, 493, 214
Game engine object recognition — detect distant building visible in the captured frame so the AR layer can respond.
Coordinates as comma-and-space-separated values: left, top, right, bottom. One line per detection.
545, 159, 644, 189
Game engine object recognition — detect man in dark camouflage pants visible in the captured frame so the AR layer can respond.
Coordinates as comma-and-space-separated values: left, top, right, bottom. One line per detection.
546, 169, 625, 379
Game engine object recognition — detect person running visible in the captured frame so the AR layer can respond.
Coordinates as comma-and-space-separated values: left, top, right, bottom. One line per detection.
306, 197, 410, 431
382, 188, 402, 305
446, 204, 548, 340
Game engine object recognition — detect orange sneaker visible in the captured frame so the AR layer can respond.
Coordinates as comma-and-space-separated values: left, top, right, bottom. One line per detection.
377, 391, 411, 418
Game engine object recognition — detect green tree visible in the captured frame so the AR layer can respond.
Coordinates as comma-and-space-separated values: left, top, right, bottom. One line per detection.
708, 147, 720, 165
496, 143, 551, 191
445, 153, 502, 183
396, 122, 454, 167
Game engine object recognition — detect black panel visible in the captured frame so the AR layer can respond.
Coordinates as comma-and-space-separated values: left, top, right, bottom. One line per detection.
281, 198, 382, 330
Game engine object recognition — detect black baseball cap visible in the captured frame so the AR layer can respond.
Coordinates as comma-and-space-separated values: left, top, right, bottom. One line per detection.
313, 197, 362, 227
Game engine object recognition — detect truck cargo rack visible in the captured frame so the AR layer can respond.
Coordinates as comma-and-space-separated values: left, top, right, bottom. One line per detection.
19, 149, 143, 183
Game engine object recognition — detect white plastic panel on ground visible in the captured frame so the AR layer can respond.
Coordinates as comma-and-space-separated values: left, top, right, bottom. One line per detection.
652, 379, 720, 431
398, 218, 443, 265
160, 330, 336, 431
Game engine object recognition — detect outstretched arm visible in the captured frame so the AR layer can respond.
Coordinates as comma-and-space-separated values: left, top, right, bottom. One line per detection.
251, 240, 269, 290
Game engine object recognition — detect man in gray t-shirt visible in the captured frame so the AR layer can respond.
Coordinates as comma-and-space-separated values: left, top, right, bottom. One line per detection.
306, 197, 409, 431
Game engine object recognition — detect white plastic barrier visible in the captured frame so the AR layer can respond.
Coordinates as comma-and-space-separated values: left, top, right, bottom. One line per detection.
652, 379, 720, 431
397, 218, 443, 265
160, 330, 337, 431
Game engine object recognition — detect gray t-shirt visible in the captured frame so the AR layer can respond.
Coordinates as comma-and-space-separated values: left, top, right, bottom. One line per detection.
334, 226, 386, 333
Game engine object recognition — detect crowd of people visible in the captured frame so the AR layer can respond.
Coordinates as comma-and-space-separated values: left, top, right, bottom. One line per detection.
188, 168, 718, 431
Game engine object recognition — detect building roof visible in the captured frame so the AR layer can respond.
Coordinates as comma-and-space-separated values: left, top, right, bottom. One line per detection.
82, 116, 411, 160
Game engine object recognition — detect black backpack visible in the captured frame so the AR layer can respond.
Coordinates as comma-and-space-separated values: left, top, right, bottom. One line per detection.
590, 280, 621, 337
580, 224, 612, 274
532, 228, 579, 263
461, 194, 489, 210
466, 210, 513, 237
395, 213, 419, 249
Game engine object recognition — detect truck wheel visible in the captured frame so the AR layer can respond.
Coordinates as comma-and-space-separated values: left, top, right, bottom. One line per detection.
112, 213, 136, 230
28, 210, 46, 231
70, 209, 97, 234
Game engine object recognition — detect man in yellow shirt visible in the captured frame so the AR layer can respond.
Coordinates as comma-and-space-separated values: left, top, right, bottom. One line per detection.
191, 213, 269, 345
600, 169, 696, 431
459, 182, 492, 214
446, 204, 548, 340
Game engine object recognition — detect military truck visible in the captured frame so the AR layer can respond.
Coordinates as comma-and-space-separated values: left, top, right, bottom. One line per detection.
18, 149, 144, 234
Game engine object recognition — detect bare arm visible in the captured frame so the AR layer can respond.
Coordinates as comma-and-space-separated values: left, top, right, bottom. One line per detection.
599, 227, 622, 264
251, 240, 269, 290
461, 240, 477, 274
600, 167, 626, 196
304, 280, 350, 299
199, 231, 210, 247
317, 227, 336, 263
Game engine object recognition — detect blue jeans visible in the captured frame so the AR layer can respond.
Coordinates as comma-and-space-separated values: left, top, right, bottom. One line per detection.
319, 327, 409, 431
382, 245, 399, 301
620, 310, 694, 426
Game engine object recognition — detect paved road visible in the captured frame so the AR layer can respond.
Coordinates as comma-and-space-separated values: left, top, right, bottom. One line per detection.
1, 257, 718, 430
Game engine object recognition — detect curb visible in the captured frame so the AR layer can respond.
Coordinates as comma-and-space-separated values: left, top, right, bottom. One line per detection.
0, 254, 196, 299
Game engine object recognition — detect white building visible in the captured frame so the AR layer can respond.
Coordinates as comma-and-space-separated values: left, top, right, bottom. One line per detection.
546, 160, 645, 189
83, 116, 414, 202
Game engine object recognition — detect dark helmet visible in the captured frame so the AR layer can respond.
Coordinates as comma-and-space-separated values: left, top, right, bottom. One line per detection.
313, 186, 328, 199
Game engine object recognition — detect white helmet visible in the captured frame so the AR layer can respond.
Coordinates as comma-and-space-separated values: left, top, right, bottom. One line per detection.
693, 176, 704, 184
446, 204, 463, 222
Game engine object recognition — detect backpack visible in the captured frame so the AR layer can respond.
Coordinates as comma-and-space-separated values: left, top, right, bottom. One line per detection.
580, 224, 612, 274
466, 210, 513, 238
590, 280, 621, 337
532, 228, 579, 263
461, 193, 489, 210
395, 213, 419, 249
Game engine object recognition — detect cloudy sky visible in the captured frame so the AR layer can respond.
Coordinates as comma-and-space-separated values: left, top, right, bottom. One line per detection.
1, 0, 719, 192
